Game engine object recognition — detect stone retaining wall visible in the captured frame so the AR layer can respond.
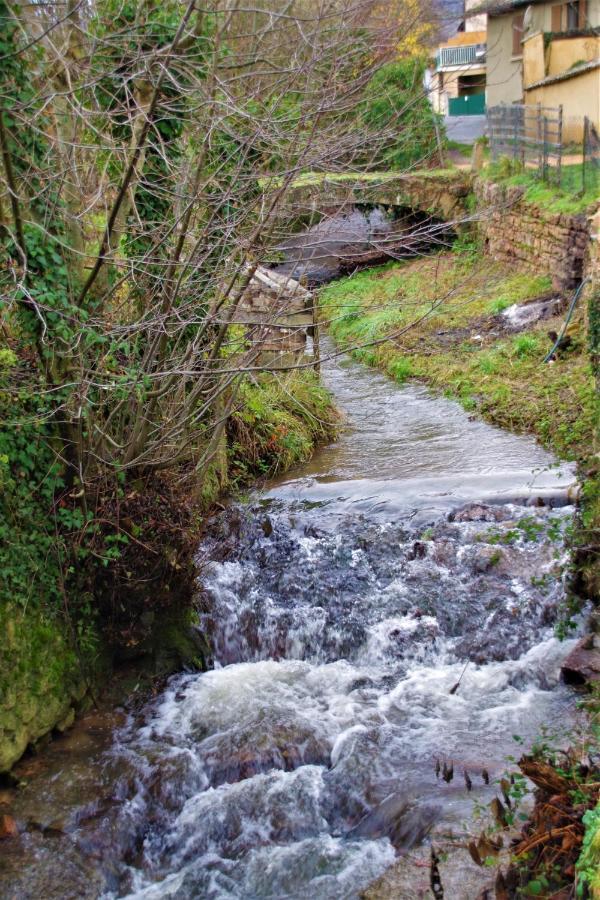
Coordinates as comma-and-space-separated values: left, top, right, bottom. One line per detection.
237, 266, 312, 356
475, 179, 591, 291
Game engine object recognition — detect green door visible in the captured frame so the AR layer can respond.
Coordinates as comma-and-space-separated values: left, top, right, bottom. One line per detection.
448, 94, 486, 116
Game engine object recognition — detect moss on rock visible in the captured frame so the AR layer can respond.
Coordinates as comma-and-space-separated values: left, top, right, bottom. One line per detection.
0, 604, 88, 771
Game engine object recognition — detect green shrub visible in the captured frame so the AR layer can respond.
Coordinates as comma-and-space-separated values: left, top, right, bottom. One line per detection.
360, 58, 443, 170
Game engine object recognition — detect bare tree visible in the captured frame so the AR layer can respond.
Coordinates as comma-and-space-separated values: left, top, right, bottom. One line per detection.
1, 0, 444, 499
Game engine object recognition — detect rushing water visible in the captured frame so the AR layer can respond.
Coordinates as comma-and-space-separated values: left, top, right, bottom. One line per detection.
0, 345, 580, 900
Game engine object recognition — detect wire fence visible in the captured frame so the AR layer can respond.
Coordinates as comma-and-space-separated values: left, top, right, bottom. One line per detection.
487, 103, 563, 186
583, 115, 600, 195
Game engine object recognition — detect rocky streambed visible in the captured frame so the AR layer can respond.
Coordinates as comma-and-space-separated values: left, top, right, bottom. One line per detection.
0, 342, 582, 899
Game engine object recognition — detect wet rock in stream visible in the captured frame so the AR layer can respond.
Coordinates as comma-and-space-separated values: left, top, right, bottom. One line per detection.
198, 500, 570, 668
348, 792, 438, 851
0, 493, 577, 900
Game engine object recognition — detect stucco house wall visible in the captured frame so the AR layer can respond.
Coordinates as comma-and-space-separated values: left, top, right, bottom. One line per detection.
525, 66, 600, 140
486, 0, 600, 122
523, 31, 546, 84
466, 0, 488, 31
486, 12, 524, 106
547, 34, 600, 75
518, 1, 600, 139
430, 26, 487, 116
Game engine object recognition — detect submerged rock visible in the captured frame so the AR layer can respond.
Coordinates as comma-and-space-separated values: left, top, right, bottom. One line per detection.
348, 793, 438, 851
450, 503, 509, 523
471, 546, 503, 573
201, 724, 331, 787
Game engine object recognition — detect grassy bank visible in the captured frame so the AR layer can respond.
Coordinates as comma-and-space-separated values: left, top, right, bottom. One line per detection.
320, 246, 595, 462
481, 159, 598, 216
228, 369, 338, 486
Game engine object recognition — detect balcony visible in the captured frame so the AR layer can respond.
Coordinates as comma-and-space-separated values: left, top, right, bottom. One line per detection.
436, 44, 486, 70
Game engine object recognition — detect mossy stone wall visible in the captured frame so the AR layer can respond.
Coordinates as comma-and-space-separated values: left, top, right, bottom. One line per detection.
280, 171, 472, 224
0, 604, 88, 771
475, 178, 590, 291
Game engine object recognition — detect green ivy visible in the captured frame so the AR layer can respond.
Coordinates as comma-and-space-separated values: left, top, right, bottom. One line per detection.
0, 357, 65, 610
576, 804, 600, 895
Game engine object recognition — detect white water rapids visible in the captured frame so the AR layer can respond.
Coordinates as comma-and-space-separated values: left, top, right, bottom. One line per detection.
0, 345, 581, 899
110, 348, 578, 898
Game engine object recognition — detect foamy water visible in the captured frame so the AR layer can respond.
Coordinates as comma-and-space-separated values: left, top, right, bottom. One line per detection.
0, 347, 579, 900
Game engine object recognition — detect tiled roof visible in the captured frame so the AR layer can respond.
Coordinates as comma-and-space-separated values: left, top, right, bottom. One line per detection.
467, 0, 544, 16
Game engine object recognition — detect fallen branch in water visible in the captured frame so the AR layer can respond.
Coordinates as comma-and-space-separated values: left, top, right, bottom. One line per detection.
449, 660, 469, 695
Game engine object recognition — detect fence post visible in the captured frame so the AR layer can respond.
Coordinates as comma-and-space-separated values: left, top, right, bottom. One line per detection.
513, 106, 519, 162
520, 106, 526, 167
556, 104, 563, 187
537, 103, 542, 176
582, 115, 589, 195
542, 115, 549, 182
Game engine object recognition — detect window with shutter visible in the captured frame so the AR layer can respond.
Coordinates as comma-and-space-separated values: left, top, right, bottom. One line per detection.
550, 1, 585, 32
512, 12, 525, 55
551, 3, 563, 31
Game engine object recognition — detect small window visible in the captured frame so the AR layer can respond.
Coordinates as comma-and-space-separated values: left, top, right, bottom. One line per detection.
567, 1, 579, 28
512, 12, 525, 55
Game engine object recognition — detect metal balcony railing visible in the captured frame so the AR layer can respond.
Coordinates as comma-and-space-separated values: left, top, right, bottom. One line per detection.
436, 44, 486, 69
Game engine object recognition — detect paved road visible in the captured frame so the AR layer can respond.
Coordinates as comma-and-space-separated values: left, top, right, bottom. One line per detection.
444, 115, 487, 144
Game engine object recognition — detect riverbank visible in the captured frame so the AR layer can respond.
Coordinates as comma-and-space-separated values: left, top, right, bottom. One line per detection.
320, 246, 594, 463
320, 245, 597, 598
0, 363, 337, 773
320, 243, 600, 897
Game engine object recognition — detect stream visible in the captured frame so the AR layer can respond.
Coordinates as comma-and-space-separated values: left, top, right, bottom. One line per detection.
0, 338, 581, 899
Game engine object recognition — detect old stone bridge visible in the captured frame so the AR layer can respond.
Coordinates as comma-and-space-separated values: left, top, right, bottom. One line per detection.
277, 169, 472, 224
243, 170, 473, 359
